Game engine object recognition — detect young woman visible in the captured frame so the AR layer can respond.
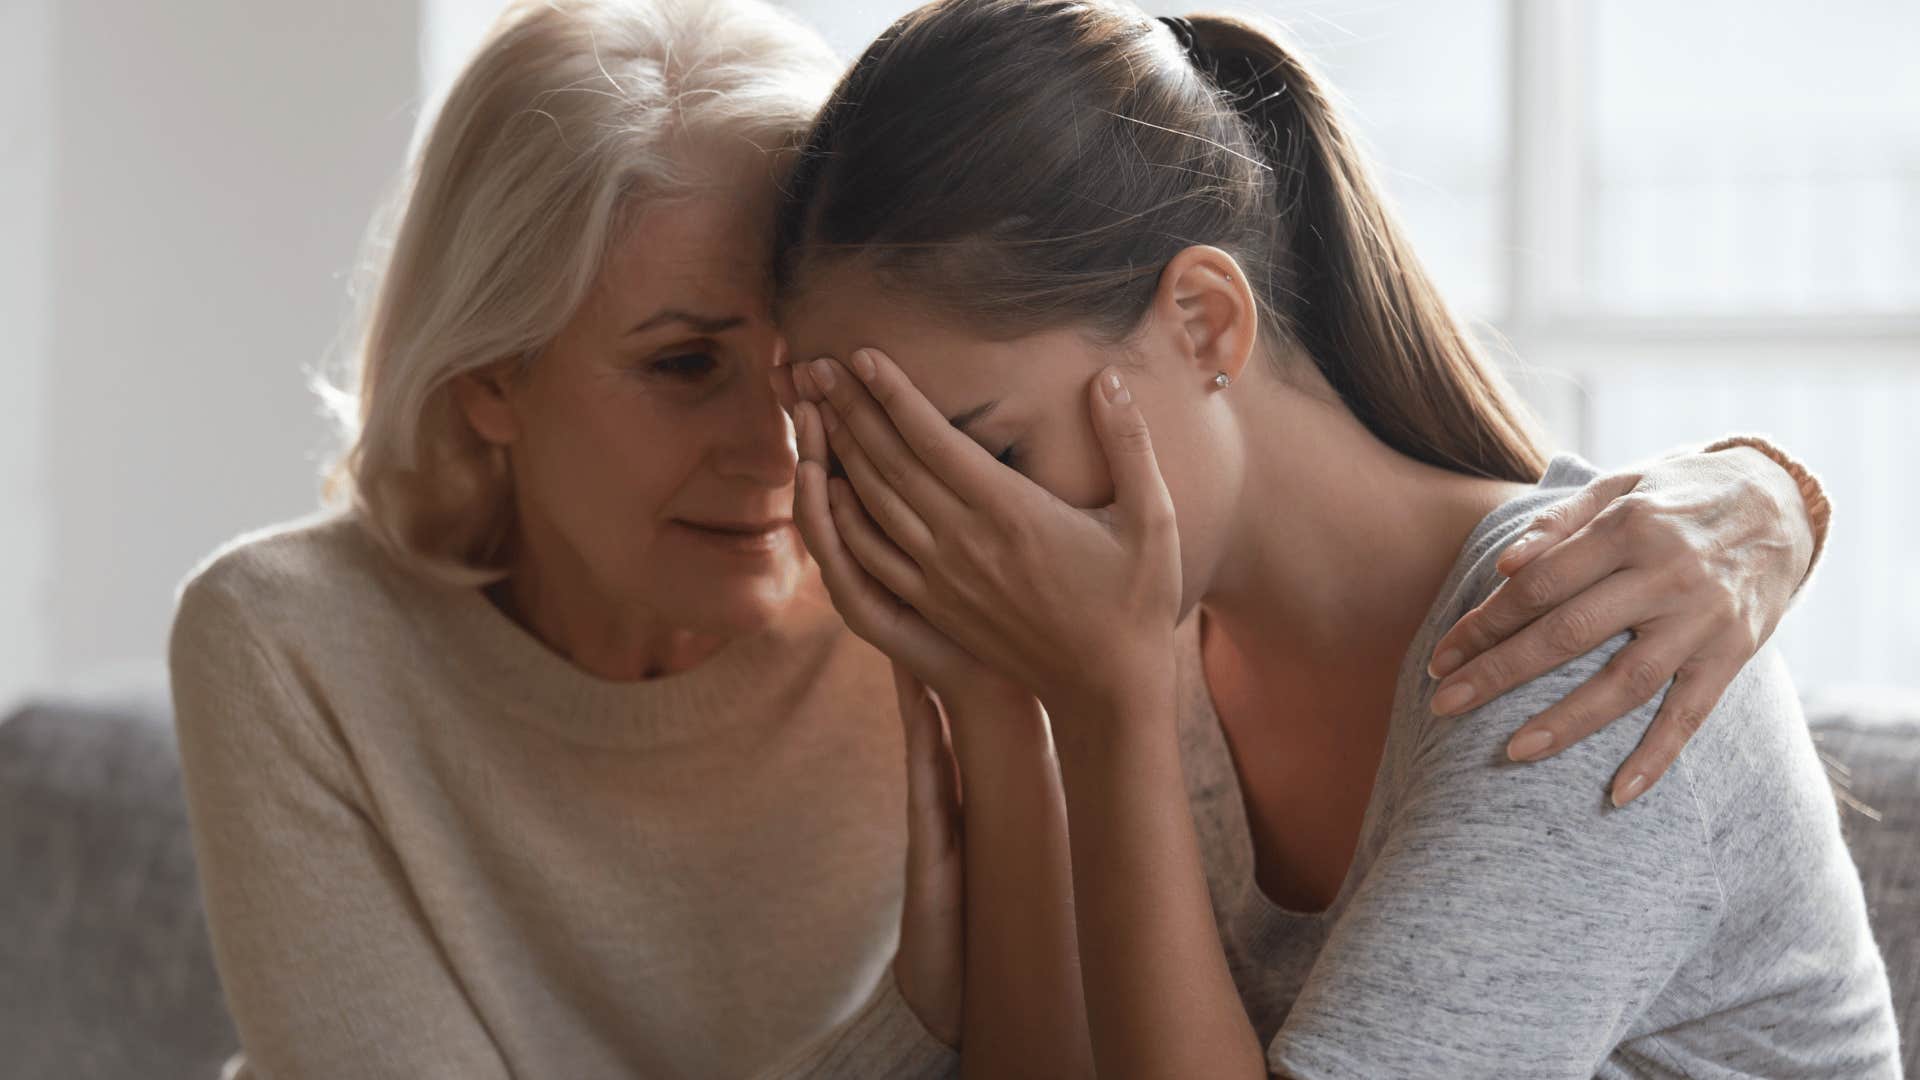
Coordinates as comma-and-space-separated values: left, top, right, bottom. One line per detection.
170, 0, 1833, 1076
776, 1, 1898, 1077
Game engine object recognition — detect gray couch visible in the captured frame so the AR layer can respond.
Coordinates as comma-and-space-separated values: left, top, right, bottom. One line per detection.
3, 689, 1916, 1079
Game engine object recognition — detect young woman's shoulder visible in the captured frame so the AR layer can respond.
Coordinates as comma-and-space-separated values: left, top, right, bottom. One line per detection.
1391, 454, 1827, 942
1357, 469, 1894, 1077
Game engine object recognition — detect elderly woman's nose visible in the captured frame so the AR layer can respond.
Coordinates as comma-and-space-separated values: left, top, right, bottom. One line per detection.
714, 360, 801, 485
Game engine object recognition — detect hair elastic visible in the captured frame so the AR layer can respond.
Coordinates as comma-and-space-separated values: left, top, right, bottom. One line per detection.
1158, 15, 1198, 57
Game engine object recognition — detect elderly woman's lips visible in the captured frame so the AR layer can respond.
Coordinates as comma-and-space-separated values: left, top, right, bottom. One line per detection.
677, 519, 791, 535
672, 519, 795, 552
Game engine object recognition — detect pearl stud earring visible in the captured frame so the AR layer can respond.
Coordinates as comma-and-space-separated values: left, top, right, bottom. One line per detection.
1213, 371, 1232, 390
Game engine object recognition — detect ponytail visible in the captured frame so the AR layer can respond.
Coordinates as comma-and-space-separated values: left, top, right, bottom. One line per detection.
1183, 14, 1544, 482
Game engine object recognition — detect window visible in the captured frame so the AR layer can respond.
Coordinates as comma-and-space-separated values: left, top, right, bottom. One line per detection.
1585, 0, 1920, 317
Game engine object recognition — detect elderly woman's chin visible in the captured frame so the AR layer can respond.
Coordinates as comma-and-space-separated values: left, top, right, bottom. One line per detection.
650, 520, 814, 635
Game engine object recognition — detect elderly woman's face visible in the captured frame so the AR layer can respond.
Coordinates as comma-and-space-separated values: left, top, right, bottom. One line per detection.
465, 175, 805, 636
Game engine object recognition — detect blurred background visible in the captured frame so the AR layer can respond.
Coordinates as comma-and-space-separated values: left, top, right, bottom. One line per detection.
1, 0, 1915, 713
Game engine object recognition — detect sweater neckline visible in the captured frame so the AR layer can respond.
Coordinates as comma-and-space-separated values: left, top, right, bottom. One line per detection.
405, 554, 849, 751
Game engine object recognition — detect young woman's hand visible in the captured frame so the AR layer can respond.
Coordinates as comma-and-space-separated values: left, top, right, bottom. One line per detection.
889, 661, 965, 1048
792, 349, 1181, 723
1428, 446, 1818, 805
791, 388, 1013, 707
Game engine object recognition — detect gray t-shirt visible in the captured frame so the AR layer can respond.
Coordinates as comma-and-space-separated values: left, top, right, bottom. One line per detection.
1173, 454, 1901, 1079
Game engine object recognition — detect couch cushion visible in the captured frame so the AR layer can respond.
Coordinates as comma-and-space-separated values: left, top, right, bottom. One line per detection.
0, 690, 1912, 1077
1808, 703, 1920, 1075
0, 690, 238, 1080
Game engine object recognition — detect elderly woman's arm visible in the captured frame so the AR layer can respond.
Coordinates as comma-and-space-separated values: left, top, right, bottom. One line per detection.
170, 574, 512, 1080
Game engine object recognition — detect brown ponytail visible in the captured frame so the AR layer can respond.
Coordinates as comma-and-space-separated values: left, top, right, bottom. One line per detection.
776, 0, 1546, 483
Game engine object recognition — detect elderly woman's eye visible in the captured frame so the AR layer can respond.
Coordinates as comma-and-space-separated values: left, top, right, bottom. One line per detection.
649, 352, 717, 379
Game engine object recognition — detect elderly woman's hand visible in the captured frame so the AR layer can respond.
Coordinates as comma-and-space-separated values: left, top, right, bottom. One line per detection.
889, 661, 965, 1048
1428, 447, 1818, 805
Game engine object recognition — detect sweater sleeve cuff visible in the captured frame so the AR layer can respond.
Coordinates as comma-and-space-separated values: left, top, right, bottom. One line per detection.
1702, 434, 1832, 588
766, 969, 959, 1079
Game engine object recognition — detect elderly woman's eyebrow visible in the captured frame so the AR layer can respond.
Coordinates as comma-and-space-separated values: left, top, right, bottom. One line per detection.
626, 309, 747, 336
947, 399, 1000, 432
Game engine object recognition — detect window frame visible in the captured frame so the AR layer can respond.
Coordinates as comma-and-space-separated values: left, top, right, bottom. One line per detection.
1495, 0, 1920, 453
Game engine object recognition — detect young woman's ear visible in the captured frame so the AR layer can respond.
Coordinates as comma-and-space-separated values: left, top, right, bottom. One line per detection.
1154, 245, 1259, 387
452, 365, 521, 446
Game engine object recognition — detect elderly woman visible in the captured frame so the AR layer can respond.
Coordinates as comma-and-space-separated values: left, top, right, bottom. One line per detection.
167, 1, 1829, 1077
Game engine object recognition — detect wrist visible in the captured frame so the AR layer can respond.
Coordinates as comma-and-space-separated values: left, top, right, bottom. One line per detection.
939, 675, 1039, 718
1044, 663, 1177, 767
1705, 436, 1829, 579
938, 683, 1049, 768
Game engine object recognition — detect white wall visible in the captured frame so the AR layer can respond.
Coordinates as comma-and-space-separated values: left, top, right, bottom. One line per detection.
0, 0, 56, 704
5, 0, 422, 702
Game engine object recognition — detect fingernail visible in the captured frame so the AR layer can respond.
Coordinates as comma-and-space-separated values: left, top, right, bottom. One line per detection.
1101, 368, 1131, 406
1507, 728, 1554, 762
810, 357, 836, 391
1428, 648, 1464, 679
1612, 772, 1648, 807
850, 349, 877, 382
1431, 682, 1475, 716
819, 400, 840, 433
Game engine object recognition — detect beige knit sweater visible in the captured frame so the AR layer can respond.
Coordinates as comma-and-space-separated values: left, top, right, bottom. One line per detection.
168, 513, 959, 1080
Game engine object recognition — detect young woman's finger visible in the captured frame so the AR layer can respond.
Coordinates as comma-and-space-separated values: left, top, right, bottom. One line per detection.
1089, 367, 1176, 542
794, 457, 949, 677
829, 475, 928, 606
794, 400, 829, 467
1430, 571, 1653, 718
1498, 632, 1690, 764
1494, 470, 1640, 577
792, 356, 825, 402
819, 399, 936, 560
1609, 657, 1740, 807
850, 347, 1017, 512
1430, 516, 1632, 680
808, 356, 967, 527
792, 454, 860, 591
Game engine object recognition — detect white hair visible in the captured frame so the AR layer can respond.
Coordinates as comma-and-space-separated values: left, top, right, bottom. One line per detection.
321, 0, 840, 584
